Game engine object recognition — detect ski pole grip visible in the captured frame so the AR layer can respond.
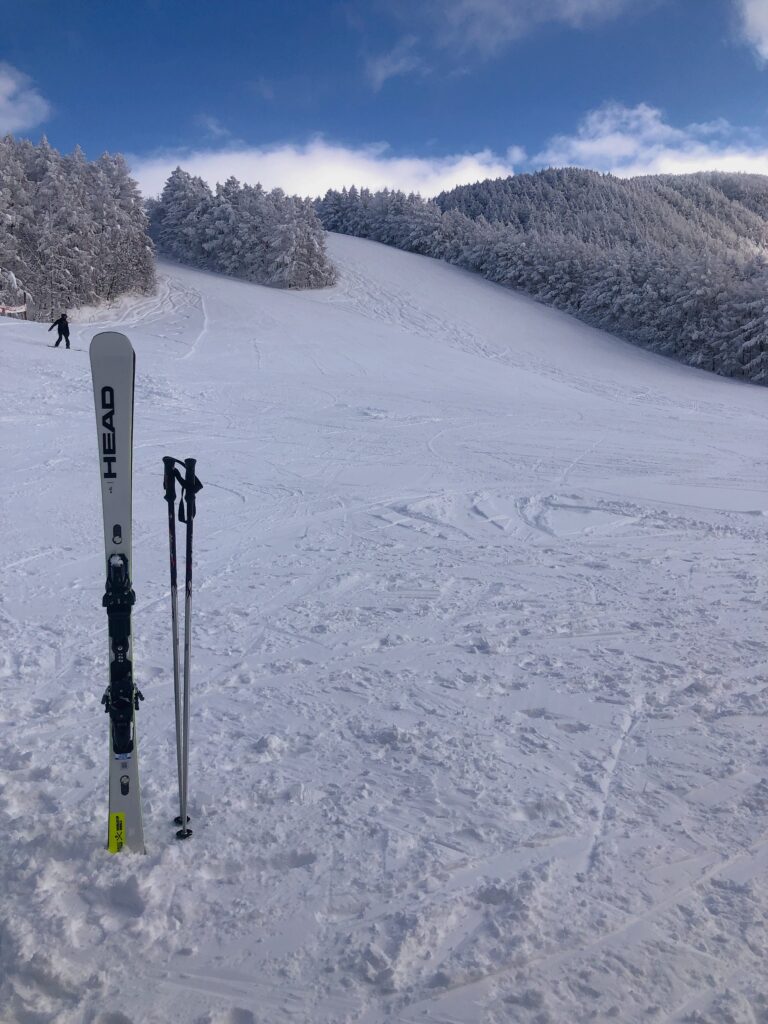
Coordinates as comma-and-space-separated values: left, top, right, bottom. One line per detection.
184, 458, 201, 519
163, 456, 177, 502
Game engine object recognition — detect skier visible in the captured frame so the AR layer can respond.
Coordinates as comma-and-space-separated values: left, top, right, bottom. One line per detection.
48, 313, 70, 349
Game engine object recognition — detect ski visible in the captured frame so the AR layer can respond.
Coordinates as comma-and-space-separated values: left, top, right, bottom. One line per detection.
90, 331, 145, 854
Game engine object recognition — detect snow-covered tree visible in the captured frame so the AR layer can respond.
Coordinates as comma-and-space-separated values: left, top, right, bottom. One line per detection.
150, 167, 212, 268
0, 135, 155, 318
150, 171, 336, 289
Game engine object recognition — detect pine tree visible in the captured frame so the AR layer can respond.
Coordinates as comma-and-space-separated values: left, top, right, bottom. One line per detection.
0, 135, 154, 317
150, 170, 336, 289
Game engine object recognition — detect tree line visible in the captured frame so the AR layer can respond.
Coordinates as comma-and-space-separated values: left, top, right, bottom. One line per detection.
0, 141, 337, 322
316, 170, 768, 385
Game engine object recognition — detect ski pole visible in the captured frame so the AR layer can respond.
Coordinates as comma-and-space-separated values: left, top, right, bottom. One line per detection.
177, 458, 201, 841
163, 456, 202, 841
162, 457, 186, 834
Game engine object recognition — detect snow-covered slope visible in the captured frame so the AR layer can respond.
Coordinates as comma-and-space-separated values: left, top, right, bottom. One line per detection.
2, 233, 768, 1024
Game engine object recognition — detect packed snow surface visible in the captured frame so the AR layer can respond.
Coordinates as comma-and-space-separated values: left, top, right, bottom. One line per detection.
2, 233, 768, 1024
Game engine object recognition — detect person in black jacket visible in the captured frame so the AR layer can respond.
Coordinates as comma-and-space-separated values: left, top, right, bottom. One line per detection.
48, 313, 70, 348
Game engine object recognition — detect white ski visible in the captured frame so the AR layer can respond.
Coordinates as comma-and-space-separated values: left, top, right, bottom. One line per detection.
90, 331, 145, 854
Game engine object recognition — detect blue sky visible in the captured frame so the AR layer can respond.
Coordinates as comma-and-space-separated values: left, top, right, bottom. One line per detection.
2, 0, 767, 196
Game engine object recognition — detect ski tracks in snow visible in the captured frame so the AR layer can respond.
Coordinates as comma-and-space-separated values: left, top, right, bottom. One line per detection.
2, 236, 768, 1023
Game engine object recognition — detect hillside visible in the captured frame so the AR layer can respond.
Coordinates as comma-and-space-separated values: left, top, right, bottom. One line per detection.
319, 171, 768, 385
1, 234, 768, 1024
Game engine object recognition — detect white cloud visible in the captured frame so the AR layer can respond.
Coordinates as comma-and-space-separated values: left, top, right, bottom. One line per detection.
129, 138, 523, 199
129, 106, 766, 202
506, 144, 529, 164
366, 36, 424, 91
532, 102, 768, 176
0, 63, 50, 134
735, 0, 768, 60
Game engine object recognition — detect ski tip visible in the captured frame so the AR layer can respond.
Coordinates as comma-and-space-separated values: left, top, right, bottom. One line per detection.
90, 331, 134, 358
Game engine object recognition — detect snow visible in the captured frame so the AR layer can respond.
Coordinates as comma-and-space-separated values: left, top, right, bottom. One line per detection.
2, 232, 768, 1024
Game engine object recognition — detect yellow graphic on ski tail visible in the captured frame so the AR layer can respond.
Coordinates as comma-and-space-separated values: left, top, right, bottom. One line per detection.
108, 812, 126, 853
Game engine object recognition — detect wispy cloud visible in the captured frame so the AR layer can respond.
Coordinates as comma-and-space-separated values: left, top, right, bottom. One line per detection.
248, 77, 275, 101
735, 0, 768, 60
0, 62, 50, 134
366, 36, 424, 91
372, 1, 766, 80
196, 114, 232, 140
363, 0, 650, 85
431, 0, 642, 54
532, 102, 768, 175
128, 138, 524, 199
